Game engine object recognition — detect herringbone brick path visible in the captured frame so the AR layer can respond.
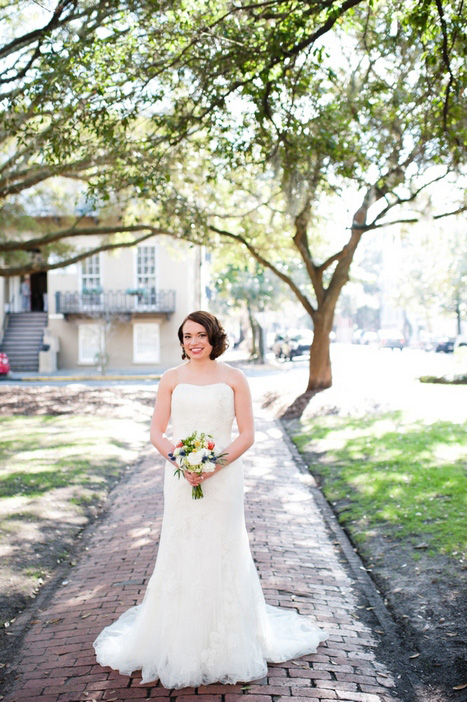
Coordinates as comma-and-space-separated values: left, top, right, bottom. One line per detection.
3, 412, 404, 702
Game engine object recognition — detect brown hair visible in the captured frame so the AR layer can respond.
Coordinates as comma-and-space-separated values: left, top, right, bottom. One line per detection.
177, 311, 229, 360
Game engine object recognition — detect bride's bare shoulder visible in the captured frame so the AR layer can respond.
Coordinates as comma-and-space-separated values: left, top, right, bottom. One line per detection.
218, 363, 249, 390
159, 364, 186, 390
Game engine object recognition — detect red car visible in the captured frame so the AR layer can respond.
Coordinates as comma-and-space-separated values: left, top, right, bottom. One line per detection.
0, 352, 10, 375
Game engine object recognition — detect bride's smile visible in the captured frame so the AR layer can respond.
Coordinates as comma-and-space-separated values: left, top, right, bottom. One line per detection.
182, 320, 213, 360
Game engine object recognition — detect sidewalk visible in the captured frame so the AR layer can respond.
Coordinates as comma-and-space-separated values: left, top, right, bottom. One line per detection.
2, 409, 413, 702
1, 370, 163, 383
0, 350, 275, 385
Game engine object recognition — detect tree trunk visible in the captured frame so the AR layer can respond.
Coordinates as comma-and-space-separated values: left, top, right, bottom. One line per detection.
307, 308, 334, 391
257, 323, 265, 363
456, 294, 461, 335
246, 305, 258, 358
246, 306, 265, 362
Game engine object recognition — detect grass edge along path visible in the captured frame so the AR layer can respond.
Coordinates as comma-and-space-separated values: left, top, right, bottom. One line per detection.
289, 411, 467, 560
0, 414, 148, 629
286, 410, 467, 697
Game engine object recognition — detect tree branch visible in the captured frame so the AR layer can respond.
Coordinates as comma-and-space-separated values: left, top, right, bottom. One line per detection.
352, 169, 451, 232
292, 199, 324, 305
208, 224, 316, 317
279, 0, 364, 60
350, 201, 466, 232
435, 0, 456, 131
363, 217, 420, 231
0, 224, 173, 253
433, 204, 467, 219
0, 228, 176, 277
318, 247, 350, 273
324, 185, 378, 306
0, 153, 116, 198
0, 0, 72, 60
209, 188, 284, 219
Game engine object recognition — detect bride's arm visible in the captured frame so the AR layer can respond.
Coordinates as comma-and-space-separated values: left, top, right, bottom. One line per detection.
202, 371, 254, 482
150, 372, 176, 462
225, 371, 255, 462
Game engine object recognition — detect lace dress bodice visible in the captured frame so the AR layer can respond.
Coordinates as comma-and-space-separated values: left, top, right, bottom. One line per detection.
170, 383, 235, 450
164, 383, 242, 509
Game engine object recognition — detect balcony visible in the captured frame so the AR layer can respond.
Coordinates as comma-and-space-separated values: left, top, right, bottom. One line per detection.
56, 289, 176, 319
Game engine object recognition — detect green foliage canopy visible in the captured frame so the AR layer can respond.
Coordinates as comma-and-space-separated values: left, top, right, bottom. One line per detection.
1, 0, 465, 389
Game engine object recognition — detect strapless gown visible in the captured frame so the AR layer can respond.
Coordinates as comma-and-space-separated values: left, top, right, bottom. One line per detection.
93, 383, 328, 688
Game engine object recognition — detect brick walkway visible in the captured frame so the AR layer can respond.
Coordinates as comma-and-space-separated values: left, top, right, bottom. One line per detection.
3, 411, 407, 702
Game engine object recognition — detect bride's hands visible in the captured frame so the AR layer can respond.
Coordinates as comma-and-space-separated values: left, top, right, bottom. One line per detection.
183, 467, 221, 487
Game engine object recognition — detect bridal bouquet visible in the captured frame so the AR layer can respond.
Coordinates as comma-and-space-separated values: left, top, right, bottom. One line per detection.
169, 431, 227, 499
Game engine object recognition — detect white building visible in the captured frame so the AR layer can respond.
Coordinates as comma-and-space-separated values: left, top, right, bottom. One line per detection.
1, 228, 208, 372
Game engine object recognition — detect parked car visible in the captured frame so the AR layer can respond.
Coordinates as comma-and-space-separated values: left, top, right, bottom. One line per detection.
352, 329, 364, 344
454, 334, 467, 351
287, 330, 314, 359
0, 352, 10, 376
378, 328, 406, 350
419, 333, 439, 352
435, 337, 455, 353
361, 330, 379, 345
272, 330, 313, 360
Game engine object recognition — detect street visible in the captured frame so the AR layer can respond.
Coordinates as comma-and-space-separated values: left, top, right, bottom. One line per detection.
244, 344, 466, 423
1, 343, 464, 424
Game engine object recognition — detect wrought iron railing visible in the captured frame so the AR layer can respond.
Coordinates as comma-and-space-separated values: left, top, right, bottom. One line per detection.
55, 289, 176, 316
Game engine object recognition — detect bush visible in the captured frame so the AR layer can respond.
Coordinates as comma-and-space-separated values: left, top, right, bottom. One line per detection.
419, 375, 467, 385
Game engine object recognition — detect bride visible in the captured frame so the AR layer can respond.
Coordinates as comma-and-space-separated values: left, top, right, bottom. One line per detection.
93, 310, 328, 688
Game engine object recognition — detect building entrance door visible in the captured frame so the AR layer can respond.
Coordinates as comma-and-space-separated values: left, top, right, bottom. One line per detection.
30, 272, 47, 311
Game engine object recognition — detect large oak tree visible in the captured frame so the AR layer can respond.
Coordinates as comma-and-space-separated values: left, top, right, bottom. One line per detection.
1, 0, 466, 391
1, 0, 370, 273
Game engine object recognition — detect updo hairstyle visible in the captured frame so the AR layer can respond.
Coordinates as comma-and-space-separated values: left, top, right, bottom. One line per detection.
177, 311, 229, 360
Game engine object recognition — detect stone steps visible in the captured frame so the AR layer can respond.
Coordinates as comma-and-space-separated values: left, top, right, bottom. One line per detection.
0, 312, 48, 371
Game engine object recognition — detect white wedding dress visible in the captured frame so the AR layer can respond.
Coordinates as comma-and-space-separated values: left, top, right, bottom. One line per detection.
93, 383, 328, 688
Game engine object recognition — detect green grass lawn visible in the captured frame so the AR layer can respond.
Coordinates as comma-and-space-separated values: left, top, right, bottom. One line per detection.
0, 413, 149, 625
291, 412, 467, 559
0, 414, 147, 502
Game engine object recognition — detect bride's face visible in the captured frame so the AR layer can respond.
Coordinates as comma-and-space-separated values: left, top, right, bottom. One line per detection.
182, 320, 213, 361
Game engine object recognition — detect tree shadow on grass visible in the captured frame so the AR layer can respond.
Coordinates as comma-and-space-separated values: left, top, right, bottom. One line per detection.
290, 412, 467, 698
0, 458, 124, 498
290, 410, 403, 447
292, 413, 467, 555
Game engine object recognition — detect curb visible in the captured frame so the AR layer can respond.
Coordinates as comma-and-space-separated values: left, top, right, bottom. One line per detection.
278, 416, 422, 702
2, 373, 162, 382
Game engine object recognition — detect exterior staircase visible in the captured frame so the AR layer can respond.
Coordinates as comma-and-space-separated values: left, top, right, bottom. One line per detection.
0, 312, 48, 372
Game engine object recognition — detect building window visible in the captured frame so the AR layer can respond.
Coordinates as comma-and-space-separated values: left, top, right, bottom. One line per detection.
81, 254, 102, 309
133, 323, 160, 364
136, 246, 157, 306
78, 324, 102, 365
81, 254, 101, 292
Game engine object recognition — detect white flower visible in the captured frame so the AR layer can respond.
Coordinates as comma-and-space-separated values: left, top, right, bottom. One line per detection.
203, 463, 216, 473
186, 450, 206, 466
